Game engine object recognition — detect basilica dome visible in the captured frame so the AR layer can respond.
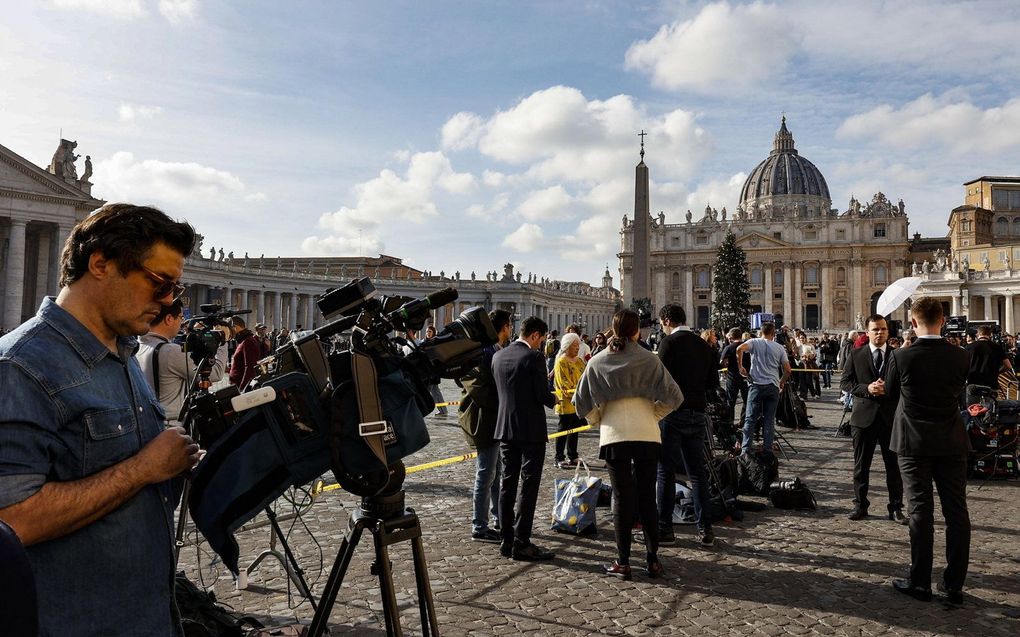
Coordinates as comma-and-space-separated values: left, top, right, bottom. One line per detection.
738, 118, 831, 218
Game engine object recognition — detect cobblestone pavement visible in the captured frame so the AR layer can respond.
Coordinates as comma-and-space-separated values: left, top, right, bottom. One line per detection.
178, 381, 1020, 636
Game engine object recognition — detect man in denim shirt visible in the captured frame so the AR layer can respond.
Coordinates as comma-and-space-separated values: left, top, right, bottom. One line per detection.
0, 204, 200, 636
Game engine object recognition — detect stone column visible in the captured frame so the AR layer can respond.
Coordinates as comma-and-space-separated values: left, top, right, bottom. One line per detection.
273, 292, 283, 330
1006, 294, 1015, 333
4, 218, 28, 330
305, 294, 316, 329
289, 293, 298, 329
782, 263, 792, 326
951, 293, 961, 317
653, 266, 666, 312
684, 268, 693, 321
256, 290, 265, 325
821, 261, 833, 328
239, 289, 249, 311
985, 294, 994, 320
35, 226, 51, 303
54, 223, 73, 292
763, 262, 773, 314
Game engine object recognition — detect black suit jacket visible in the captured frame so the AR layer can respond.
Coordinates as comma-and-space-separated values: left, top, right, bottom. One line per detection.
884, 338, 971, 457
839, 345, 895, 429
492, 340, 557, 443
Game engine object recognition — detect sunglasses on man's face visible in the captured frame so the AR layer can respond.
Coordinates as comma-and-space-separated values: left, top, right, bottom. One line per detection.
138, 264, 186, 302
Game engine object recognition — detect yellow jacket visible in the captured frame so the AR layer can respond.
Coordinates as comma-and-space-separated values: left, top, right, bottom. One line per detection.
554, 355, 586, 415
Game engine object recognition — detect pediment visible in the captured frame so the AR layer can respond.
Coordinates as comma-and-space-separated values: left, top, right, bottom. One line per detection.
0, 143, 94, 200
736, 232, 791, 249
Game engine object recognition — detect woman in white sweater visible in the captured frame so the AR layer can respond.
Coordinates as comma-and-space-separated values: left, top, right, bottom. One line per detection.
572, 309, 684, 580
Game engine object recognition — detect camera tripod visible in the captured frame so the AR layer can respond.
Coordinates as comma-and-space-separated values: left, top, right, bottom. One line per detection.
307, 489, 440, 637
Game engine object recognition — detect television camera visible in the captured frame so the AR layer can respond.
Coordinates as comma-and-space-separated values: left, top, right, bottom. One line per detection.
182, 303, 250, 363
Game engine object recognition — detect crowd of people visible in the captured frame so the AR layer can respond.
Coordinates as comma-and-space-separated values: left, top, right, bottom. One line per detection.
0, 202, 998, 634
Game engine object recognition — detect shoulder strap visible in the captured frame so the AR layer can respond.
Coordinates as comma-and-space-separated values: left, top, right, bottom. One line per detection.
152, 341, 169, 401
350, 350, 389, 469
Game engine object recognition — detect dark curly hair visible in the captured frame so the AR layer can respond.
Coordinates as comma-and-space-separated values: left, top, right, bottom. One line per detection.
59, 203, 196, 287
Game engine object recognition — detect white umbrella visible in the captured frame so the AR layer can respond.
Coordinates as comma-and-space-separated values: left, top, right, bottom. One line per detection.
876, 276, 922, 317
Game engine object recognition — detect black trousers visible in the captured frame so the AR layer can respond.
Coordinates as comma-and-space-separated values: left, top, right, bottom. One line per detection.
555, 413, 582, 461
851, 422, 903, 513
606, 449, 660, 565
726, 376, 748, 424
499, 441, 546, 546
898, 454, 970, 591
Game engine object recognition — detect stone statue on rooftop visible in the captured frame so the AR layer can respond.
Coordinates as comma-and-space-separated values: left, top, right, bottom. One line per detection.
81, 155, 92, 183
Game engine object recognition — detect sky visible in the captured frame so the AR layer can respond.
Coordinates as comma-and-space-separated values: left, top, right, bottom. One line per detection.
4, 0, 1020, 285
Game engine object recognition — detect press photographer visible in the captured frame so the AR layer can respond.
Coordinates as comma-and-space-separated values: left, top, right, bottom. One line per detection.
136, 300, 229, 424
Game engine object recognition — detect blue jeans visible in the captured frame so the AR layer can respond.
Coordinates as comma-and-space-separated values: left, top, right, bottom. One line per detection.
657, 410, 712, 532
742, 383, 781, 455
472, 443, 502, 533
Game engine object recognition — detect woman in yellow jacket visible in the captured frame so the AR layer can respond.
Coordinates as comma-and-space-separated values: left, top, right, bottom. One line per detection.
554, 332, 587, 468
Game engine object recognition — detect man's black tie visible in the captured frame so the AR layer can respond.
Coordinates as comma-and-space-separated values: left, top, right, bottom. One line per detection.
874, 348, 884, 377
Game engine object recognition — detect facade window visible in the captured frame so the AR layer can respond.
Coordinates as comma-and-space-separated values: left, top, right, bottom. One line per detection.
981, 251, 988, 262
997, 217, 1008, 235
1013, 218, 1020, 236
750, 266, 762, 285
963, 240, 970, 246
774, 269, 783, 287
836, 266, 846, 286
961, 220, 972, 232
994, 190, 1008, 209
805, 264, 818, 285
697, 270, 709, 287
773, 232, 782, 240
1001, 250, 1008, 262
804, 229, 817, 240
1014, 247, 1020, 260
836, 229, 846, 240
835, 304, 848, 325
1012, 191, 1020, 208
672, 271, 680, 289
874, 223, 886, 238
875, 264, 888, 286
695, 233, 708, 245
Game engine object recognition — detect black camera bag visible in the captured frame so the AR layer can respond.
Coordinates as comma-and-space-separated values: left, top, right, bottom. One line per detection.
768, 477, 818, 510
738, 451, 779, 496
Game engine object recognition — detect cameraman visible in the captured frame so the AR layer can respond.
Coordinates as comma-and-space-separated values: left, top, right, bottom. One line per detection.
965, 325, 1013, 404
136, 300, 229, 424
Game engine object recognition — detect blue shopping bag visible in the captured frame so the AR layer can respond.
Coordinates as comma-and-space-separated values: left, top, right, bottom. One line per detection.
551, 458, 601, 535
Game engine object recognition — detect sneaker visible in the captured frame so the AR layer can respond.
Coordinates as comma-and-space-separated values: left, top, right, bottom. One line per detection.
698, 528, 715, 547
557, 459, 577, 469
472, 529, 502, 543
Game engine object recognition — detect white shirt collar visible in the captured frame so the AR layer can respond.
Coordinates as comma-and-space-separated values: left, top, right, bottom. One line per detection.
868, 342, 888, 354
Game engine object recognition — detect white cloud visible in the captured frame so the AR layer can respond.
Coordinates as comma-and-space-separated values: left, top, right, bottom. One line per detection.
625, 1, 797, 94
445, 86, 711, 183
561, 213, 619, 261
158, 0, 196, 23
502, 223, 544, 252
301, 234, 384, 256
684, 173, 748, 216
516, 185, 574, 221
482, 170, 508, 188
467, 192, 509, 219
441, 111, 484, 151
837, 94, 1020, 154
51, 0, 145, 18
118, 103, 164, 121
93, 151, 247, 208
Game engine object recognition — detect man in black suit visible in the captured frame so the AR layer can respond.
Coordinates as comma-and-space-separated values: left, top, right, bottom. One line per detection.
883, 297, 971, 605
839, 314, 905, 523
493, 316, 557, 561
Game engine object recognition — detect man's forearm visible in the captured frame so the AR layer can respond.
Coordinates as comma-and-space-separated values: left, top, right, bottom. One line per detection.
0, 454, 151, 546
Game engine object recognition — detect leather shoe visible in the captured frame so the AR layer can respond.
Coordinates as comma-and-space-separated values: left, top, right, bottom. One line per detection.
511, 542, 555, 561
892, 578, 932, 602
602, 561, 632, 580
937, 582, 964, 605
499, 542, 513, 558
646, 559, 664, 579
847, 508, 869, 521
889, 509, 908, 525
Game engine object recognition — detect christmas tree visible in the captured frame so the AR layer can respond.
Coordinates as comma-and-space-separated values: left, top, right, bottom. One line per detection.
711, 231, 752, 331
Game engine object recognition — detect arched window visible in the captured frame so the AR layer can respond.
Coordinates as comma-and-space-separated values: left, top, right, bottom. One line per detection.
697, 270, 709, 288
836, 266, 846, 286
1012, 217, 1020, 236
875, 264, 888, 286
997, 217, 1009, 235
805, 264, 818, 285
750, 266, 762, 285
672, 271, 680, 289
774, 268, 783, 287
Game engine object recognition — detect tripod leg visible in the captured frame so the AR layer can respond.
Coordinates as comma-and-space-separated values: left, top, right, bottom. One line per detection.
307, 520, 367, 637
410, 534, 440, 637
265, 508, 317, 610
174, 480, 192, 567
372, 529, 402, 637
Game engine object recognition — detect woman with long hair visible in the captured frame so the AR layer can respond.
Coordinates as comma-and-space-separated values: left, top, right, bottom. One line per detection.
572, 310, 684, 580
553, 332, 586, 468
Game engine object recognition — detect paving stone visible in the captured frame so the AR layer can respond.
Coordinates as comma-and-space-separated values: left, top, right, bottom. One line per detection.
177, 383, 1020, 636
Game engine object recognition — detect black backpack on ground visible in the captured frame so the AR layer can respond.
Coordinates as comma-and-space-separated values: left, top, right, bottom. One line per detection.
175, 572, 264, 637
738, 451, 779, 496
768, 477, 818, 510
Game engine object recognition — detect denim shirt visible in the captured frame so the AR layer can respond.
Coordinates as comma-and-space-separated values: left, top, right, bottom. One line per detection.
0, 298, 181, 636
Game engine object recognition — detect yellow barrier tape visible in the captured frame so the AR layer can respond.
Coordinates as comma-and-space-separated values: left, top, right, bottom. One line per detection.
319, 422, 595, 494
